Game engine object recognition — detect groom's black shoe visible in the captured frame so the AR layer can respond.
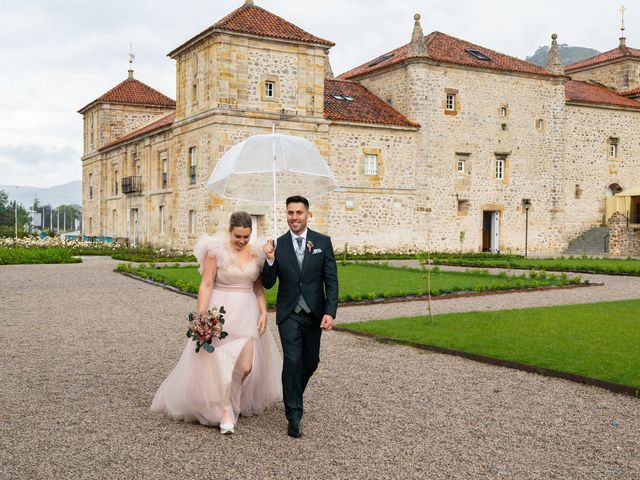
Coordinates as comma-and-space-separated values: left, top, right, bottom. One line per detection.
287, 420, 302, 438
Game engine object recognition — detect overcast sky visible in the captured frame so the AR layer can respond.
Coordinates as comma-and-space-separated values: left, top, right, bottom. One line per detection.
0, 0, 634, 188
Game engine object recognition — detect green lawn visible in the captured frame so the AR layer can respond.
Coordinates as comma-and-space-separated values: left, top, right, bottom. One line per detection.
117, 262, 582, 308
430, 253, 640, 275
338, 300, 640, 389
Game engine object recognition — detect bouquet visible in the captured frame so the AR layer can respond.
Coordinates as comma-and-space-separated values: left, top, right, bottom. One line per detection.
186, 306, 228, 353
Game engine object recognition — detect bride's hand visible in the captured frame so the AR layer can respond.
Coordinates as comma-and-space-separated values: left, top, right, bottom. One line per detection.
258, 313, 267, 335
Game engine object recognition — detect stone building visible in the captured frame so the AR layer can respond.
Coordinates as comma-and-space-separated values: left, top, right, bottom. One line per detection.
79, 1, 640, 254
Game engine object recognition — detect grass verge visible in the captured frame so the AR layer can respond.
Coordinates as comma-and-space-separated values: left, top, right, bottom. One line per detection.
115, 262, 584, 308
337, 300, 640, 391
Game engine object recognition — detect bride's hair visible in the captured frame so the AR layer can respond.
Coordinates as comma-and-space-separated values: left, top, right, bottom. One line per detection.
229, 211, 252, 231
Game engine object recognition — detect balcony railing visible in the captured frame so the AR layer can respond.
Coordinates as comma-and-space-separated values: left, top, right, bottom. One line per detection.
122, 176, 142, 194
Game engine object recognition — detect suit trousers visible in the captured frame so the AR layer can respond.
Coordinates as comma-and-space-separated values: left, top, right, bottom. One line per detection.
278, 310, 321, 423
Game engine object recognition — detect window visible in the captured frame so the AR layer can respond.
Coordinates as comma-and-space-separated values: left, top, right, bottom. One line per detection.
364, 154, 378, 176
188, 210, 196, 234
609, 138, 619, 158
192, 83, 198, 103
90, 115, 94, 145
446, 93, 456, 111
465, 49, 491, 61
114, 170, 119, 195
456, 154, 469, 174
332, 94, 354, 101
368, 53, 394, 67
500, 107, 508, 117
495, 156, 506, 180
162, 158, 168, 189
536, 119, 544, 130
159, 206, 165, 234
264, 81, 275, 98
112, 209, 117, 235
189, 147, 197, 185
135, 158, 141, 176
89, 174, 93, 199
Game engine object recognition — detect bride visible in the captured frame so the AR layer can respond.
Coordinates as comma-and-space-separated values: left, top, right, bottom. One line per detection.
151, 211, 282, 434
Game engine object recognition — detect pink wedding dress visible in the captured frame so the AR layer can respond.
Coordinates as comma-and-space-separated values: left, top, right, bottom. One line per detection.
151, 234, 282, 425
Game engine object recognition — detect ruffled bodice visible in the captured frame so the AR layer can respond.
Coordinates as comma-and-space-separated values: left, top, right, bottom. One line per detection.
193, 234, 265, 288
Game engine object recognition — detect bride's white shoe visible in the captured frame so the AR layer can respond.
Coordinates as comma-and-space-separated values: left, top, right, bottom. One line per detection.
220, 423, 235, 435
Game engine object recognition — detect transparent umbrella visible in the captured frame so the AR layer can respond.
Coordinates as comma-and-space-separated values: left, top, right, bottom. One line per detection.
206, 132, 338, 241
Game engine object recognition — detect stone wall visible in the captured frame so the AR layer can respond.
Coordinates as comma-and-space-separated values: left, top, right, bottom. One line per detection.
608, 212, 640, 255
561, 103, 640, 248
173, 34, 326, 121
360, 62, 567, 253
82, 104, 173, 155
569, 58, 640, 92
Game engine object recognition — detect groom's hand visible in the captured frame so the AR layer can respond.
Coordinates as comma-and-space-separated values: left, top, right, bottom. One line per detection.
320, 315, 334, 331
263, 240, 275, 262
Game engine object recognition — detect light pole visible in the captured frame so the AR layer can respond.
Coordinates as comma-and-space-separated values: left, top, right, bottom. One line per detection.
522, 198, 531, 257
14, 199, 17, 239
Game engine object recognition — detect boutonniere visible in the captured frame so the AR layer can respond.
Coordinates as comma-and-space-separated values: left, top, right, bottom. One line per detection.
306, 240, 314, 252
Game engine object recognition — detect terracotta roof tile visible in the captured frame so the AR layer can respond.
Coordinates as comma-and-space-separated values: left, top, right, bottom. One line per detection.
99, 112, 176, 151
324, 79, 419, 128
78, 77, 176, 113
620, 86, 640, 98
565, 80, 640, 109
339, 32, 552, 80
565, 45, 640, 72
169, 4, 333, 57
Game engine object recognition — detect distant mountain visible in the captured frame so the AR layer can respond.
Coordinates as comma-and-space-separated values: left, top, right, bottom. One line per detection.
0, 181, 82, 208
525, 44, 601, 67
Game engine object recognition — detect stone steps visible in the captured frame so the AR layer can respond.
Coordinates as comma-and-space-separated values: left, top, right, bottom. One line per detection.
564, 227, 609, 255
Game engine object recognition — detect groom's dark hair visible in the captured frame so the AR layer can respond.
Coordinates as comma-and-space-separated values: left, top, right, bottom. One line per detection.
286, 195, 309, 209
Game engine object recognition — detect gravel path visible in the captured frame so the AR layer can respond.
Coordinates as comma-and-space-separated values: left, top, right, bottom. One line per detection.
1, 257, 639, 479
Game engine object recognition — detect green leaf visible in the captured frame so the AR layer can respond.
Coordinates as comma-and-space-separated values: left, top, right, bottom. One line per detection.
195, 346, 200, 353
203, 343, 214, 353
219, 306, 226, 314
186, 329, 192, 338
219, 332, 228, 339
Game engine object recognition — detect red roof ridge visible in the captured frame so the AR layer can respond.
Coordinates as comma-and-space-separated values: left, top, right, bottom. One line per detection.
98, 112, 176, 152
324, 78, 419, 128
339, 31, 552, 80
620, 86, 640, 97
565, 79, 640, 109
169, 4, 333, 57
566, 45, 640, 71
78, 77, 175, 113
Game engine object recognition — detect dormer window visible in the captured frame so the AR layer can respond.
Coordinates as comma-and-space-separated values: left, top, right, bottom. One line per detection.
500, 107, 508, 117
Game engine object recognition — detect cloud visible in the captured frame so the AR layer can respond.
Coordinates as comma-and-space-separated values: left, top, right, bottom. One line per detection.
0, 144, 80, 187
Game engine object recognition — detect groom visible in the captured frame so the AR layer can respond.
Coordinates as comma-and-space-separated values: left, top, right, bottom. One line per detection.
262, 195, 338, 438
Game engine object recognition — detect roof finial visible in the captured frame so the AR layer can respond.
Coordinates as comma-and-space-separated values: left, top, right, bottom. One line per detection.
245, 0, 254, 5
546, 33, 564, 75
128, 42, 135, 79
619, 4, 627, 47
409, 13, 428, 57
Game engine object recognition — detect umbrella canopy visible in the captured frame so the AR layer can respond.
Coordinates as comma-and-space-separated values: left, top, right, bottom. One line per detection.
207, 134, 338, 203
206, 133, 339, 241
